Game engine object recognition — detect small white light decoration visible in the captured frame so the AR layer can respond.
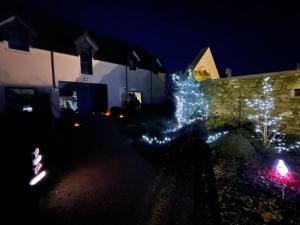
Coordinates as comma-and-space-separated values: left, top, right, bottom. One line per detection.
29, 147, 47, 186
22, 105, 33, 112
276, 160, 288, 177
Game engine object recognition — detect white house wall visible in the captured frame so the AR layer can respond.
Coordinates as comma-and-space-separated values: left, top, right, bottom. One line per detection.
0, 41, 52, 86
0, 41, 166, 113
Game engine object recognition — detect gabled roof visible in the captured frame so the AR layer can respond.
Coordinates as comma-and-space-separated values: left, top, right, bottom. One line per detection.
0, 14, 165, 73
188, 47, 220, 80
0, 16, 37, 37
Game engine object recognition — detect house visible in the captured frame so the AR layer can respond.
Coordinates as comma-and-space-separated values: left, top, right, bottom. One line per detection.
0, 16, 166, 118
187, 47, 220, 80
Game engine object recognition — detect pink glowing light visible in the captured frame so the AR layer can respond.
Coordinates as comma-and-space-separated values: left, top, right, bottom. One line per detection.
272, 159, 291, 182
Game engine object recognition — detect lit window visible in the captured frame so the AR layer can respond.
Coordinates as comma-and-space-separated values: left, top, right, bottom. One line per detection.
129, 91, 142, 104
5, 87, 35, 112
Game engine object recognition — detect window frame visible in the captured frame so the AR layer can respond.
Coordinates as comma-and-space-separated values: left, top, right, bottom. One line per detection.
5, 87, 36, 112
80, 49, 93, 75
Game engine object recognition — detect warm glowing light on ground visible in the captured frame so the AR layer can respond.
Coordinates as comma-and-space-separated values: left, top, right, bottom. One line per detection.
119, 114, 124, 118
104, 111, 111, 116
73, 122, 80, 127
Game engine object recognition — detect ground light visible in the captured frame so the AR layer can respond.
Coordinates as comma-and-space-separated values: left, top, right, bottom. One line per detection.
272, 159, 291, 198
73, 122, 80, 127
104, 111, 111, 116
29, 147, 47, 186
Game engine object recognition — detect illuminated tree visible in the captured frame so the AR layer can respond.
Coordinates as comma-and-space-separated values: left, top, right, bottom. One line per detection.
245, 77, 283, 149
172, 69, 209, 128
142, 70, 209, 145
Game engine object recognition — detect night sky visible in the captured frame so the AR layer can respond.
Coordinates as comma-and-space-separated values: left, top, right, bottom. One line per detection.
3, 0, 300, 75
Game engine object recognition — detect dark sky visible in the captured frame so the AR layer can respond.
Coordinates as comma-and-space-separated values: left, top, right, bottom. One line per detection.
3, 0, 300, 75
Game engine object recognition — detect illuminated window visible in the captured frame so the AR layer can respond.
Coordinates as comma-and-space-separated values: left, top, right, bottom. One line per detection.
59, 91, 78, 112
5, 87, 35, 112
129, 91, 142, 104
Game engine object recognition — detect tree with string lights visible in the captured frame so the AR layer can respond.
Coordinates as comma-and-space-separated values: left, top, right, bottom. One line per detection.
172, 69, 209, 128
142, 70, 209, 145
245, 77, 284, 150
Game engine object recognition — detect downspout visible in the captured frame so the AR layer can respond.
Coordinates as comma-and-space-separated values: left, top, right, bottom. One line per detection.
50, 51, 56, 90
125, 64, 128, 95
150, 70, 153, 104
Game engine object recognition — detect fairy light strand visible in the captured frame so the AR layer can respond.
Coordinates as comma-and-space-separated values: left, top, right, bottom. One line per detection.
142, 70, 209, 145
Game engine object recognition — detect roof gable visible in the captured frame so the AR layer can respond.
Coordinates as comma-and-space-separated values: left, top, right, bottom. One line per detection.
188, 47, 220, 80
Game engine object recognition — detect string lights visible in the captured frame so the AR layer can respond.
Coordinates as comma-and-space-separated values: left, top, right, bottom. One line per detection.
206, 131, 229, 144
245, 76, 299, 152
245, 77, 284, 149
141, 70, 209, 145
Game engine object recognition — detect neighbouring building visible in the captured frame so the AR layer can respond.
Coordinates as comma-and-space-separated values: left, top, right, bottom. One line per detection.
188, 47, 220, 80
0, 16, 166, 118
190, 47, 300, 135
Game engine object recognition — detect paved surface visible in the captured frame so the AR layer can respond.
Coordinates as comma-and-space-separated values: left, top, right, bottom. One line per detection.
2, 117, 219, 225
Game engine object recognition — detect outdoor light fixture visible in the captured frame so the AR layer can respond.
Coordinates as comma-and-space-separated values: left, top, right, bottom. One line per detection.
29, 148, 47, 186
119, 114, 124, 118
104, 111, 111, 116
271, 159, 291, 199
73, 122, 80, 127
276, 160, 288, 177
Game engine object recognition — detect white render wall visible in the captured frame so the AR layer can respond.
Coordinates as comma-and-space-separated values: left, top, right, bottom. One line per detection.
0, 41, 166, 113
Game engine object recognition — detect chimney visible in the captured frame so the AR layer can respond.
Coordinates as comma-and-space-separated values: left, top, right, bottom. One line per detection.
225, 68, 232, 78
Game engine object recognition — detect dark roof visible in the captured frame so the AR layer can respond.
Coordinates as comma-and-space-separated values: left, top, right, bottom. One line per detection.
0, 14, 165, 72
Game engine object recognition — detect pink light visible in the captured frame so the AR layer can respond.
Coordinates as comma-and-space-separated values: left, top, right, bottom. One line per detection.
33, 148, 40, 158
34, 163, 43, 175
272, 159, 291, 182
33, 155, 42, 166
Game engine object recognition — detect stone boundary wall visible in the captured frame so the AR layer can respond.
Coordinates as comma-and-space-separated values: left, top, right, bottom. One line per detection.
202, 70, 300, 135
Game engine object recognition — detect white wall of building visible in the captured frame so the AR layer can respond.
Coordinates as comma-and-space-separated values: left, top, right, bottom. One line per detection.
0, 41, 166, 114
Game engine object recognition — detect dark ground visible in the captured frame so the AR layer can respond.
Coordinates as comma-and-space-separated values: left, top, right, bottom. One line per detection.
1, 114, 219, 225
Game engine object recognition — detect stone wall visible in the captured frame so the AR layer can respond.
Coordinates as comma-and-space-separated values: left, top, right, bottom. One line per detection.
202, 70, 300, 135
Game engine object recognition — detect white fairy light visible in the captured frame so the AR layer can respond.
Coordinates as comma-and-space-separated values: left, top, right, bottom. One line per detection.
142, 70, 209, 145
206, 131, 229, 144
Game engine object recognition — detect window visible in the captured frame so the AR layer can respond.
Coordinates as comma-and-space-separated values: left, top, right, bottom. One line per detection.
129, 91, 142, 104
295, 89, 300, 97
6, 32, 29, 51
80, 49, 93, 75
59, 90, 78, 112
5, 87, 35, 112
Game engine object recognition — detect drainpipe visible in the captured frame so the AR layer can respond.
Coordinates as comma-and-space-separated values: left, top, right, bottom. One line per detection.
125, 64, 128, 94
50, 51, 56, 90
150, 70, 153, 104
